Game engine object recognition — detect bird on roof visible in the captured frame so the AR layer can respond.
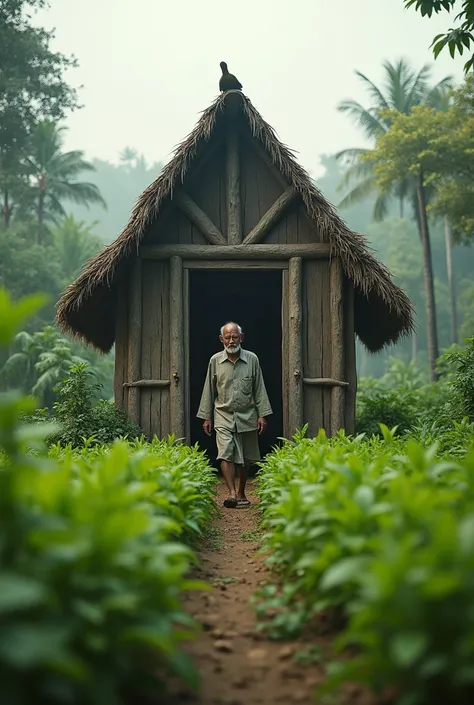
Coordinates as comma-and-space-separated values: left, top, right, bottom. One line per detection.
219, 62, 243, 92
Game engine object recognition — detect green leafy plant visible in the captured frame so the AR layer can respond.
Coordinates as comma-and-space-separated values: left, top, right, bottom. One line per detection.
0, 286, 218, 704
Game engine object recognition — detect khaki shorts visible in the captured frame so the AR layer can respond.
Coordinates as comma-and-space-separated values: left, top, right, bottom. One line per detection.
215, 427, 261, 466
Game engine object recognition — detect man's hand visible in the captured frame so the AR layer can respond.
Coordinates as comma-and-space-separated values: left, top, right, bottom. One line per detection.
257, 417, 267, 435
203, 419, 213, 436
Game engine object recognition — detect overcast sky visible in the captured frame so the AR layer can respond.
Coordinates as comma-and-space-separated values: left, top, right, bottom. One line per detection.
38, 0, 465, 177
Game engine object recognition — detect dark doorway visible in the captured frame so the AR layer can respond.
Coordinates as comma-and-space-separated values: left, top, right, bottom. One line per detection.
189, 268, 283, 468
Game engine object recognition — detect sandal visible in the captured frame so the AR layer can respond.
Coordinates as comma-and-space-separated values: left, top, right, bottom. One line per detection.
223, 497, 238, 508
237, 498, 251, 507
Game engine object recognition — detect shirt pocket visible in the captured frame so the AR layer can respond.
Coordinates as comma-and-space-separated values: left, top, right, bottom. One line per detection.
240, 377, 252, 395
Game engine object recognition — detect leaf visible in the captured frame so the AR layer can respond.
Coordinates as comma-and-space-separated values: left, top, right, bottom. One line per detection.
0, 573, 47, 614
353, 485, 375, 511
320, 556, 369, 591
390, 632, 428, 667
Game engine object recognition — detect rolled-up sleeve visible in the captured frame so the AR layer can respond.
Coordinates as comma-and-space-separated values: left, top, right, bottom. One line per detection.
253, 359, 272, 418
197, 360, 215, 419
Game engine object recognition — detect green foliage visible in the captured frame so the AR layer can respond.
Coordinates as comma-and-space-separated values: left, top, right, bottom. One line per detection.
48, 363, 140, 447
442, 336, 474, 421
0, 0, 78, 227
254, 430, 474, 704
0, 286, 217, 703
356, 388, 419, 436
0, 325, 113, 408
404, 0, 474, 72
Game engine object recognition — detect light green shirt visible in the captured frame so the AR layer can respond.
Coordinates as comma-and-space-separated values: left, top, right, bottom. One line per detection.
197, 348, 273, 432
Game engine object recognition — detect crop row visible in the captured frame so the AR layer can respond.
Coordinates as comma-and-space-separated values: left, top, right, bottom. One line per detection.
254, 427, 474, 705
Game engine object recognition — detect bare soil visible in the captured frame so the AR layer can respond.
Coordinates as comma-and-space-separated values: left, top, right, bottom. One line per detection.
164, 480, 382, 705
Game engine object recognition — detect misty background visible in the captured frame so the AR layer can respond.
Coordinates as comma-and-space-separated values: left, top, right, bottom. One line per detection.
9, 0, 474, 379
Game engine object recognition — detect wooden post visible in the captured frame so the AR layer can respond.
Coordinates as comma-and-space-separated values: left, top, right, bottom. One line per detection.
330, 257, 344, 435
127, 257, 142, 426
344, 278, 356, 434
170, 256, 185, 440
226, 129, 242, 244
288, 257, 303, 435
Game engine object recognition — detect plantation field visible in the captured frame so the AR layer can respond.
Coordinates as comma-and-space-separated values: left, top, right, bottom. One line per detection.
2, 290, 474, 705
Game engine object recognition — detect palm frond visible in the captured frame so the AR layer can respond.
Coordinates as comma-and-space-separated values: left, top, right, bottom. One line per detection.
337, 174, 378, 209
335, 147, 370, 164
355, 70, 390, 111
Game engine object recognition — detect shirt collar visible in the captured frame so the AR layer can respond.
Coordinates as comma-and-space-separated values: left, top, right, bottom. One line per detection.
218, 348, 248, 363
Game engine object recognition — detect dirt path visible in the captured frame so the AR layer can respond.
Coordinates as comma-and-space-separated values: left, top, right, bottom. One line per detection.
162, 479, 379, 705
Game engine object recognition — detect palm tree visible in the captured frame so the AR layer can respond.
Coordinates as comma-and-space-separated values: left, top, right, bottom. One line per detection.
52, 215, 102, 283
336, 59, 452, 379
25, 121, 106, 244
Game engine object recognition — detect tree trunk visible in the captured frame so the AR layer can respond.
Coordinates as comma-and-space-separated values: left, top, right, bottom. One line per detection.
444, 216, 458, 345
2, 191, 13, 228
416, 172, 439, 381
37, 190, 45, 245
411, 330, 418, 361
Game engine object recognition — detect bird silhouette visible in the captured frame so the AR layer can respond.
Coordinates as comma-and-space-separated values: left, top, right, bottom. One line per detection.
219, 62, 243, 92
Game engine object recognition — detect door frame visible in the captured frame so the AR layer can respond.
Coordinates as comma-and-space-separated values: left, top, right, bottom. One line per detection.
182, 259, 290, 444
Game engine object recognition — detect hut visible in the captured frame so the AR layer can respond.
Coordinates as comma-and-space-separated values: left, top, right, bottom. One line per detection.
56, 90, 413, 457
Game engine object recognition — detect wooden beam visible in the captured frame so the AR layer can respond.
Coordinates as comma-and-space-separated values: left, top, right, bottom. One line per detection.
170, 256, 185, 439
140, 243, 331, 260
288, 257, 303, 435
123, 379, 170, 388
226, 129, 242, 244
330, 257, 345, 436
174, 191, 226, 245
183, 260, 288, 270
303, 377, 349, 387
242, 187, 297, 245
127, 257, 142, 426
344, 278, 357, 434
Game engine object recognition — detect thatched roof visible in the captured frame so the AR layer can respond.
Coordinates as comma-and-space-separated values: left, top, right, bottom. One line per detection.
56, 90, 413, 354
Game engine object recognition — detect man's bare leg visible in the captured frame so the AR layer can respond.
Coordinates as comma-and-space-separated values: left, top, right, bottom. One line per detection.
237, 464, 249, 502
221, 460, 237, 499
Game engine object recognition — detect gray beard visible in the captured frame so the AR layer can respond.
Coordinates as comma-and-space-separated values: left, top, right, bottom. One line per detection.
226, 344, 241, 354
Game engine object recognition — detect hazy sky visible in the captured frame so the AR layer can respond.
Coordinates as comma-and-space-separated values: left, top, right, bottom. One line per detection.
38, 0, 465, 178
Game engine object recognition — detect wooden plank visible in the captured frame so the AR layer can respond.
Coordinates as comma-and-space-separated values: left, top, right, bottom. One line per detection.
141, 243, 331, 260
124, 380, 170, 388
344, 278, 357, 434
303, 260, 323, 435
281, 269, 289, 438
226, 129, 242, 244
113, 273, 129, 412
174, 191, 226, 245
303, 377, 349, 387
242, 187, 297, 245
239, 128, 290, 191
127, 257, 142, 426
170, 256, 185, 440
157, 264, 170, 437
288, 257, 303, 434
183, 267, 191, 444
183, 260, 288, 270
330, 257, 345, 435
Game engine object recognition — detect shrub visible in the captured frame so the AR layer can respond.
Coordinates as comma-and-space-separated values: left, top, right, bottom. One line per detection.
0, 287, 217, 704
49, 362, 141, 447
356, 388, 419, 436
442, 336, 474, 422
254, 428, 474, 704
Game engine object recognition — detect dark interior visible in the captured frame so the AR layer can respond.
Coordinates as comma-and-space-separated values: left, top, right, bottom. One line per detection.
189, 269, 283, 470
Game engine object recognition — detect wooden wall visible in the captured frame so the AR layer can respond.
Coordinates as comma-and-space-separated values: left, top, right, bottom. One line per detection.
302, 259, 332, 435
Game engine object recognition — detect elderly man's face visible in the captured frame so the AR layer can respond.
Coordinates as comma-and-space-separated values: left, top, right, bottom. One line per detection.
220, 325, 243, 354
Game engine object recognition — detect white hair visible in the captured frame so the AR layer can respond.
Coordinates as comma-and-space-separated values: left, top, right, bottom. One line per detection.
220, 321, 242, 336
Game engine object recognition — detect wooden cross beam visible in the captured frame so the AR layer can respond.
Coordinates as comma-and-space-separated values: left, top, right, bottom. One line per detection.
242, 187, 297, 245
174, 191, 226, 246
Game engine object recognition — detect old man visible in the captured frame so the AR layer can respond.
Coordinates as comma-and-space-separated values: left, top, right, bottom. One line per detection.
197, 321, 273, 508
